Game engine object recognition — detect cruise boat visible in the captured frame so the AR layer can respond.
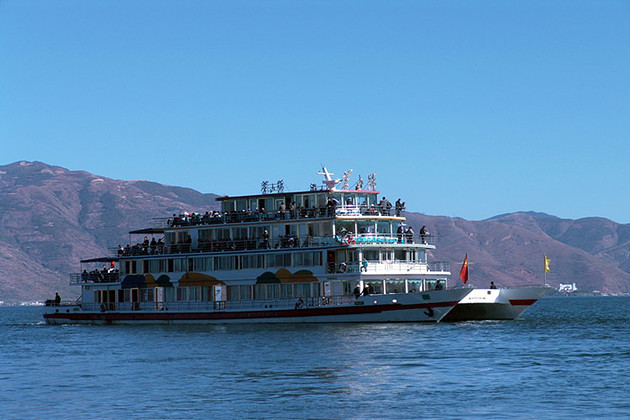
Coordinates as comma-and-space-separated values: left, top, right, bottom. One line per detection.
44, 167, 471, 325
443, 286, 551, 321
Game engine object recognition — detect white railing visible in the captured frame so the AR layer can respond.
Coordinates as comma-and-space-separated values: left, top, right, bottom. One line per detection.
84, 296, 358, 313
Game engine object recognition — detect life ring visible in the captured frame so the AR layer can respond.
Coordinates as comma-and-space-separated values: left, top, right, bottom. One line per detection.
338, 263, 347, 273
347, 234, 355, 245
100, 303, 107, 312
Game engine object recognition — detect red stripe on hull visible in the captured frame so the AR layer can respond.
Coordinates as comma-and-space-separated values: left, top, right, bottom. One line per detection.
508, 299, 538, 306
44, 300, 460, 323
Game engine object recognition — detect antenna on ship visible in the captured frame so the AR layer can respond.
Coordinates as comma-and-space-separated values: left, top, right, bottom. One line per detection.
318, 166, 341, 190
341, 169, 353, 189
368, 173, 377, 190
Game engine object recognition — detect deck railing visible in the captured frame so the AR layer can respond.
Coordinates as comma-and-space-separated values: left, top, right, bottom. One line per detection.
152, 203, 406, 230
115, 233, 437, 258
82, 296, 357, 313
327, 260, 450, 274
70, 271, 120, 284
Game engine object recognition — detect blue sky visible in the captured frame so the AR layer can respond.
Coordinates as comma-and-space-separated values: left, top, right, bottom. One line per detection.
2, 1, 629, 223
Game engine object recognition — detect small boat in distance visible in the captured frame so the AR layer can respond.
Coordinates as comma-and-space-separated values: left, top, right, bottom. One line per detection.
44, 167, 471, 325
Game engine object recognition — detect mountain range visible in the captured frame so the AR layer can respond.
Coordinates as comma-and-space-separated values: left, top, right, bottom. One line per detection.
1, 161, 628, 303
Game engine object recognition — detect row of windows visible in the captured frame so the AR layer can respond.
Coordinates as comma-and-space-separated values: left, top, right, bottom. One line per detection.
95, 283, 326, 303
123, 252, 323, 275
94, 278, 439, 305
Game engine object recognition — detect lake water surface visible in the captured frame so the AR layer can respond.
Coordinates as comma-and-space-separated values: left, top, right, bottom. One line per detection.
1, 296, 629, 418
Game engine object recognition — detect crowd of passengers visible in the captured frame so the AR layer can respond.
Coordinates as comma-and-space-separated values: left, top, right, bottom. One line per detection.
81, 265, 119, 283
119, 224, 431, 258
118, 237, 165, 256
167, 197, 407, 227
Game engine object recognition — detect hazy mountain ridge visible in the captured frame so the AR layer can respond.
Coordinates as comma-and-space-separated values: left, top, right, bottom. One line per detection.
0, 161, 628, 302
0, 161, 220, 302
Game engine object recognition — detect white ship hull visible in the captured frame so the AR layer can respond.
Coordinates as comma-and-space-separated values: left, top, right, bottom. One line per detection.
44, 289, 470, 325
442, 286, 551, 321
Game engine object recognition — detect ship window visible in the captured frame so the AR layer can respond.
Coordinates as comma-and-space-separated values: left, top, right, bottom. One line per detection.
213, 228, 230, 241
193, 257, 212, 271
222, 200, 235, 212
239, 285, 251, 300
294, 252, 316, 266
280, 283, 294, 299
233, 227, 247, 240
254, 284, 265, 300
357, 221, 374, 234
242, 254, 264, 269
342, 281, 352, 296
215, 256, 235, 270
227, 285, 238, 300
394, 250, 406, 261
365, 280, 383, 295
267, 284, 279, 299
386, 280, 404, 294
408, 280, 422, 293
235, 199, 248, 211
336, 221, 355, 235
377, 221, 390, 234
268, 253, 291, 268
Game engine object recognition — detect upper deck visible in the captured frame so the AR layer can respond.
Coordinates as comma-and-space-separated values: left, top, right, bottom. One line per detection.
117, 167, 420, 258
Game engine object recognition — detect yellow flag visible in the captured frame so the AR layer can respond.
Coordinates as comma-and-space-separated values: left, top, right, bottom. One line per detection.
544, 255, 551, 273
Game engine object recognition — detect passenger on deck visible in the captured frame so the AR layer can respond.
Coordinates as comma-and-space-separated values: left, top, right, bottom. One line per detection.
262, 229, 269, 248
490, 281, 497, 289
294, 298, 304, 309
435, 281, 443, 290
395, 199, 404, 216
354, 284, 361, 299
362, 285, 370, 296
54, 292, 61, 306
405, 226, 414, 243
420, 226, 429, 244
397, 225, 404, 243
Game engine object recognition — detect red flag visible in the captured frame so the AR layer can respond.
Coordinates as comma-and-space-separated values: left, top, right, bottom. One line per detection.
459, 254, 469, 285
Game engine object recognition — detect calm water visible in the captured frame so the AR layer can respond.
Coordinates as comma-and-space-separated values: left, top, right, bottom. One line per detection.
1, 296, 629, 419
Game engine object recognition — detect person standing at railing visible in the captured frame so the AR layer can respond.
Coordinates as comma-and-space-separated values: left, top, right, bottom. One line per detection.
395, 199, 405, 216
54, 292, 61, 306
397, 225, 404, 243
420, 226, 429, 244
406, 226, 414, 244
263, 229, 269, 248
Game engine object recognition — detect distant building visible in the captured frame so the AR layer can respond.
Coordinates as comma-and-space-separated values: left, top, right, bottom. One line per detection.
558, 283, 578, 293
